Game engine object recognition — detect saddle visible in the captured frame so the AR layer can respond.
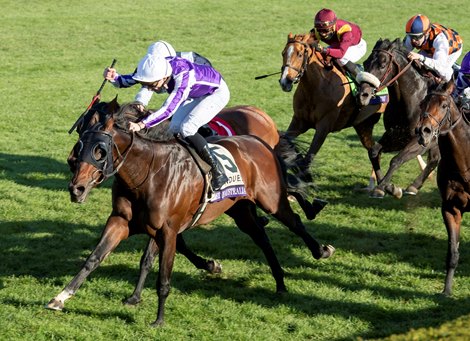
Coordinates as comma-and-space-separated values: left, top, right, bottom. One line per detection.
176, 135, 247, 227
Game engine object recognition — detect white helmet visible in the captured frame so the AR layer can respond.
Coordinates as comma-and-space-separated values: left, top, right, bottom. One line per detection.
147, 40, 176, 58
132, 54, 172, 83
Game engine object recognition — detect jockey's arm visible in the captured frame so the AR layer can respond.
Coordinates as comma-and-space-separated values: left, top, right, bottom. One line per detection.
420, 33, 451, 79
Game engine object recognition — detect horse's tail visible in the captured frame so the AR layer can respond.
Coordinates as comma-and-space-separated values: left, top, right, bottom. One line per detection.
274, 135, 325, 220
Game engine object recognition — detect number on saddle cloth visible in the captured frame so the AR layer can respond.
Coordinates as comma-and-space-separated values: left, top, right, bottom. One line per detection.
207, 143, 246, 203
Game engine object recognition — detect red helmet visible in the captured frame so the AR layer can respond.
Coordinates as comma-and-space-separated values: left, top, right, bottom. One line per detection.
405, 14, 431, 36
314, 8, 337, 30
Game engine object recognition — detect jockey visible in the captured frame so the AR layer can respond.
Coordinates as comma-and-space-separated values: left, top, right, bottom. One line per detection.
404, 14, 463, 82
310, 8, 367, 81
453, 51, 470, 110
128, 53, 230, 191
103, 40, 212, 111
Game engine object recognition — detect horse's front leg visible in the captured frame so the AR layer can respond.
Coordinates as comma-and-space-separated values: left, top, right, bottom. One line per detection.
124, 235, 222, 306
404, 145, 440, 195
151, 226, 177, 327
123, 237, 159, 306
378, 138, 426, 199
442, 208, 462, 296
46, 215, 130, 311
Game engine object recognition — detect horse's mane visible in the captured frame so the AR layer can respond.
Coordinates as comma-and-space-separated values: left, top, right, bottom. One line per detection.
373, 38, 408, 59
113, 102, 175, 142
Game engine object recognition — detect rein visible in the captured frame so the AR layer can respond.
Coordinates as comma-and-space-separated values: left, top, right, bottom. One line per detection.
373, 48, 413, 92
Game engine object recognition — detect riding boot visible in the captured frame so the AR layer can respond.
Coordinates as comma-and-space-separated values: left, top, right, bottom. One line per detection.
185, 133, 228, 191
343, 61, 362, 81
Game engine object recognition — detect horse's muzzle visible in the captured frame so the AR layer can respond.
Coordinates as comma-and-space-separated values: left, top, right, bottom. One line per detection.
279, 78, 293, 92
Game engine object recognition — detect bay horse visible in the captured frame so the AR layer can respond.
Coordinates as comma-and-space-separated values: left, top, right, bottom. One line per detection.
48, 99, 334, 326
358, 38, 440, 198
280, 33, 384, 187
416, 81, 468, 296
69, 99, 327, 305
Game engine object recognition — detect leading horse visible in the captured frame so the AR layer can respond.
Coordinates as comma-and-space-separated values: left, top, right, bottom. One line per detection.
279, 33, 384, 186
416, 81, 468, 296
358, 38, 440, 198
47, 100, 334, 326
68, 99, 326, 305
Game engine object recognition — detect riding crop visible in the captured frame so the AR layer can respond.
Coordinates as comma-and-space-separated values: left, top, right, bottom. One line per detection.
68, 58, 117, 134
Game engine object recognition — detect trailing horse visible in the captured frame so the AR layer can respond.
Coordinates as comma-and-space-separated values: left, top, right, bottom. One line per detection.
416, 81, 468, 296
358, 38, 440, 198
47, 99, 334, 326
279, 33, 385, 186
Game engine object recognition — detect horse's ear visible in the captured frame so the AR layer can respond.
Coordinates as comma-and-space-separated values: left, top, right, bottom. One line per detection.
444, 80, 455, 95
108, 95, 120, 114
288, 32, 293, 40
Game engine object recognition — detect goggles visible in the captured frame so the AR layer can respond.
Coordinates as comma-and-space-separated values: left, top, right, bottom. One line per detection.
408, 33, 425, 42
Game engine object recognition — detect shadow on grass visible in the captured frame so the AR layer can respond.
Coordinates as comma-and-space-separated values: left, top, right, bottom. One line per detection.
0, 216, 468, 338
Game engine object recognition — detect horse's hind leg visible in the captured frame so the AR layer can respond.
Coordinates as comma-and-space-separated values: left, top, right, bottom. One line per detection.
273, 197, 334, 260
226, 202, 287, 293
405, 145, 440, 195
124, 235, 223, 305
46, 216, 130, 311
288, 190, 327, 220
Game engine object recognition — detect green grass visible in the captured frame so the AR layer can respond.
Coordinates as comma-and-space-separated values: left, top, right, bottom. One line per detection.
1, 0, 470, 340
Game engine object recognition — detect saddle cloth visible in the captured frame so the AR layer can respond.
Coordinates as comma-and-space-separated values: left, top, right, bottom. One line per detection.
207, 143, 247, 203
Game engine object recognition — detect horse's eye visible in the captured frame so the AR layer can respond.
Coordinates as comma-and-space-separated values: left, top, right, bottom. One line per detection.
93, 143, 107, 162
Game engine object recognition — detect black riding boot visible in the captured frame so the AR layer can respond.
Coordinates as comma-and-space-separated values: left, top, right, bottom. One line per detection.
185, 133, 228, 191
343, 61, 362, 80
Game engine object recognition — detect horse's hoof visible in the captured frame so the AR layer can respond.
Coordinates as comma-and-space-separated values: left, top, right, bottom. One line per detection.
276, 285, 288, 294
385, 184, 403, 199
320, 244, 335, 259
123, 296, 141, 306
369, 188, 385, 199
404, 185, 418, 196
150, 319, 165, 328
45, 298, 64, 311
207, 260, 222, 274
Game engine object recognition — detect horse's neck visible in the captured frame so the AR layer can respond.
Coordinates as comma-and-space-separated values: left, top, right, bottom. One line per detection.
439, 111, 470, 175
112, 130, 176, 190
304, 55, 344, 88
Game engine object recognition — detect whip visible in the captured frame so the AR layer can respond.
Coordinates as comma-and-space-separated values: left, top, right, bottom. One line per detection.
68, 59, 117, 134
254, 71, 281, 80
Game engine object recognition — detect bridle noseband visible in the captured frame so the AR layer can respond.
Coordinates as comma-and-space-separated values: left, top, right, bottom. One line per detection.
76, 124, 134, 183
282, 41, 312, 83
420, 92, 462, 138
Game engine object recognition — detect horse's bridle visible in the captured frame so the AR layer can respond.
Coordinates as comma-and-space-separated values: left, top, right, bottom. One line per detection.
76, 125, 134, 183
420, 92, 462, 138
282, 41, 312, 83
370, 48, 413, 92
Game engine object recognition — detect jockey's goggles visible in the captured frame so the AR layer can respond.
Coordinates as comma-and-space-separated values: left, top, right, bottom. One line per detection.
315, 20, 336, 32
408, 33, 425, 41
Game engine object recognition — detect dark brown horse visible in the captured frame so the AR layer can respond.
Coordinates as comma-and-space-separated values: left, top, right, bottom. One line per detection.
68, 99, 327, 306
358, 38, 440, 198
47, 99, 334, 326
416, 81, 468, 296
280, 33, 384, 187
